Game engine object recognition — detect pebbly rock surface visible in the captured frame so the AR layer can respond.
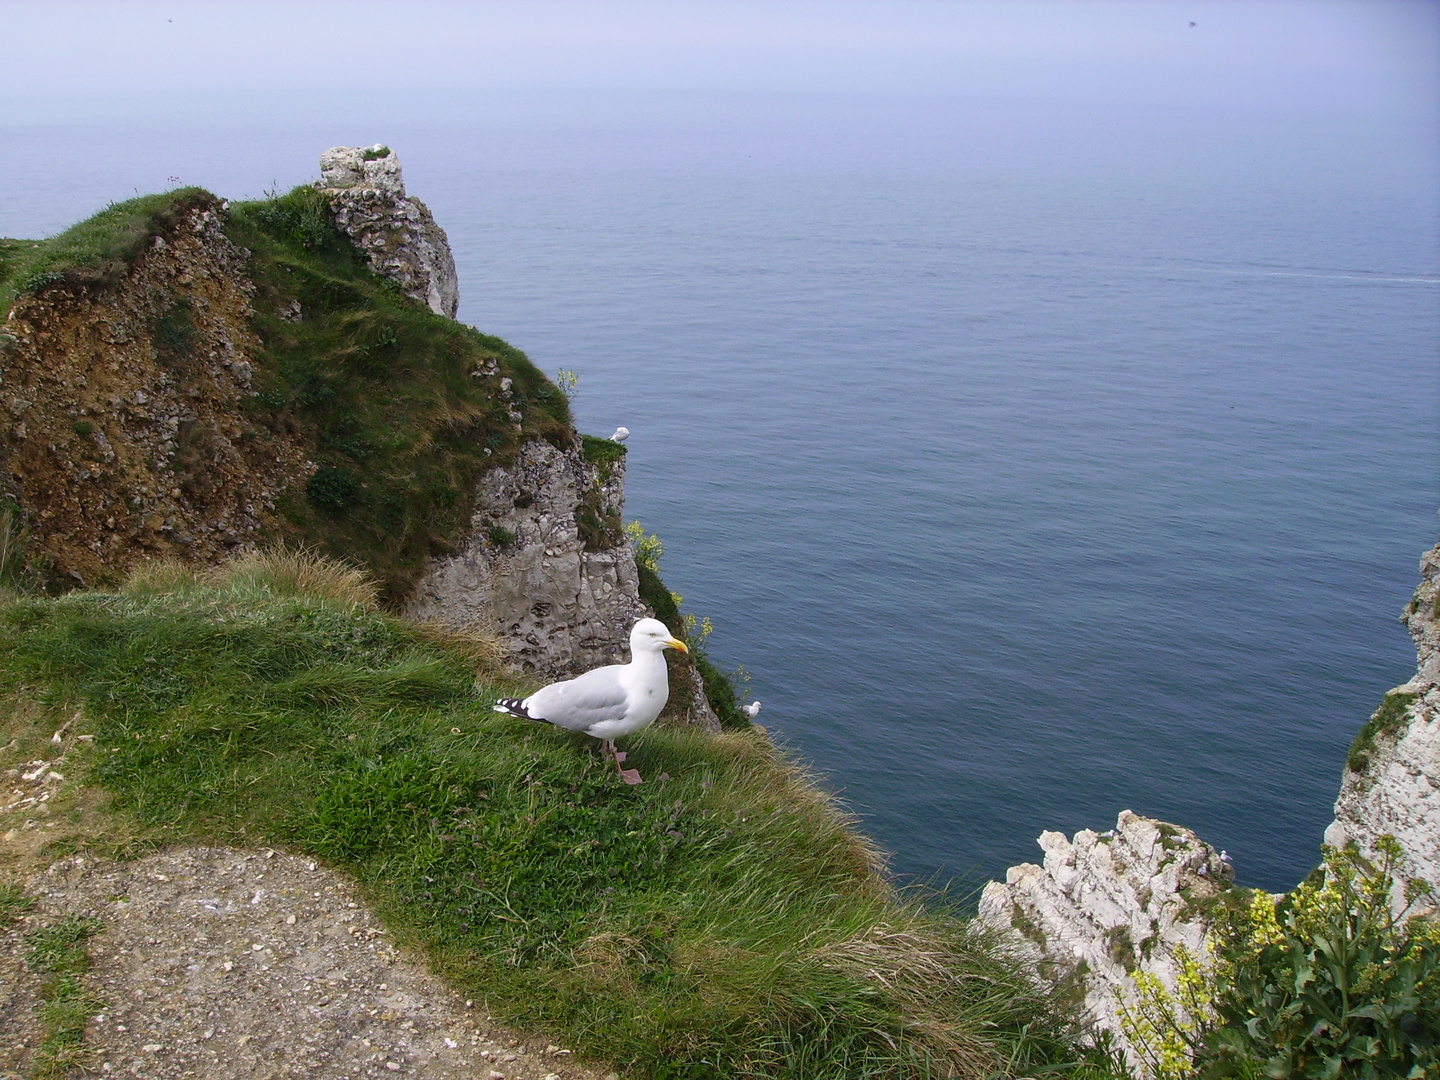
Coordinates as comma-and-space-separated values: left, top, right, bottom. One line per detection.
1325, 533, 1440, 917
1, 847, 617, 1080
978, 810, 1233, 1071
0, 197, 311, 586
317, 146, 460, 319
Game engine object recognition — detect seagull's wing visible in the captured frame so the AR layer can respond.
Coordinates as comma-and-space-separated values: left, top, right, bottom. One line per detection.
524, 665, 631, 733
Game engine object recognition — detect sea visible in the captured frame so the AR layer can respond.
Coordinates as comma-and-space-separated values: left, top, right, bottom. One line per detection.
2, 87, 1437, 895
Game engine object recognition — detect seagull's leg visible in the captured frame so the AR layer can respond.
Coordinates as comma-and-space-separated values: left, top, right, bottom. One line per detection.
612, 740, 642, 786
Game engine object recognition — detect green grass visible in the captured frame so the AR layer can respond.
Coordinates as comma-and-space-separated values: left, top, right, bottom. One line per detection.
1346, 689, 1419, 774
0, 560, 1118, 1080
224, 185, 573, 602
0, 188, 214, 319
24, 914, 106, 1079
0, 878, 33, 925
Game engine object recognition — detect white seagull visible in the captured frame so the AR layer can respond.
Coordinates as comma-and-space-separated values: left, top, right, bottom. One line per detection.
609, 427, 630, 443
741, 701, 762, 719
492, 618, 687, 784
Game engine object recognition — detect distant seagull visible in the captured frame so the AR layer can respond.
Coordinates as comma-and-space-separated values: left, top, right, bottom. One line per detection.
610, 427, 630, 443
742, 701, 762, 719
1189, 21, 1196, 27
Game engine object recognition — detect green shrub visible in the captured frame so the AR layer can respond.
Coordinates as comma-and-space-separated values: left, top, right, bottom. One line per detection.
1123, 838, 1440, 1078
307, 466, 362, 514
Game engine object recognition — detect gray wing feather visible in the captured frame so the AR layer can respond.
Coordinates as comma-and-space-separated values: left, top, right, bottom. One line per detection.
524, 666, 630, 733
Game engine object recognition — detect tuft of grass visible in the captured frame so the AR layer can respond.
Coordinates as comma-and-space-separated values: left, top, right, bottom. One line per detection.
579, 433, 626, 476
0, 879, 33, 926
24, 914, 106, 1079
217, 547, 379, 610
0, 568, 1116, 1080
0, 497, 38, 591
1346, 690, 1418, 774
118, 558, 202, 598
0, 188, 214, 318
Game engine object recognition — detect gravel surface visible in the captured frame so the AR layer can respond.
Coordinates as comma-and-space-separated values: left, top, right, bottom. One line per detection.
2, 847, 620, 1080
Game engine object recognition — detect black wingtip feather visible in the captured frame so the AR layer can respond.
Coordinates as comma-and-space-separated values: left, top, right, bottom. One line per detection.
493, 698, 547, 723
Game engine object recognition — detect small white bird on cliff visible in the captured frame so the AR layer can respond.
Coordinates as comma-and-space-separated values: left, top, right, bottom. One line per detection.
492, 618, 687, 785
609, 427, 630, 443
742, 701, 762, 719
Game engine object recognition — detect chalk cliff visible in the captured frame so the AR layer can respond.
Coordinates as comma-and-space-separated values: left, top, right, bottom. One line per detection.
317, 145, 459, 319
978, 812, 1232, 1071
1325, 534, 1440, 918
981, 528, 1440, 1069
406, 437, 647, 673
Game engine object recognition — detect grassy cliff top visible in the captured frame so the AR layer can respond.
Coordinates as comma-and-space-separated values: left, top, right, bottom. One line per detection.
2, 186, 573, 603
0, 555, 1115, 1080
0, 187, 216, 320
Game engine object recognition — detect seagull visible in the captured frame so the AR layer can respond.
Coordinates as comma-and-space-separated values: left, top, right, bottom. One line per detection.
492, 618, 687, 784
741, 701, 762, 719
609, 427, 630, 443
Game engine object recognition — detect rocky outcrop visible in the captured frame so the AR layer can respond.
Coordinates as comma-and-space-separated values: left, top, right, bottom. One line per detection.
0, 196, 310, 585
404, 438, 719, 728
406, 439, 647, 675
1325, 534, 1440, 917
316, 146, 459, 319
978, 811, 1234, 1071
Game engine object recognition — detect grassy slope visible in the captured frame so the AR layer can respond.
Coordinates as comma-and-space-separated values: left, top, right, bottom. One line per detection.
0, 560, 1116, 1080
226, 186, 573, 602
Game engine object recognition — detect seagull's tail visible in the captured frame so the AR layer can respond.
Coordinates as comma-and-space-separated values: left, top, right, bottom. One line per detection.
493, 698, 543, 722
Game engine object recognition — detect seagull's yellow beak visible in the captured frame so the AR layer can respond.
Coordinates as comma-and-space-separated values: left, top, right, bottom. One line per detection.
665, 637, 689, 654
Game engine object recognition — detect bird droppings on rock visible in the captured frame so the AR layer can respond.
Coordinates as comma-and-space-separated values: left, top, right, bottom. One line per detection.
0, 847, 613, 1080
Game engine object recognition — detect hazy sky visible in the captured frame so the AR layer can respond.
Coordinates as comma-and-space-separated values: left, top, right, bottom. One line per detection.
2, 1, 1436, 124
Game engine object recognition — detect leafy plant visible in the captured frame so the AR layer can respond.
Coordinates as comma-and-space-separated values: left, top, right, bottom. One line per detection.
1122, 837, 1440, 1078
627, 519, 664, 574
554, 367, 579, 401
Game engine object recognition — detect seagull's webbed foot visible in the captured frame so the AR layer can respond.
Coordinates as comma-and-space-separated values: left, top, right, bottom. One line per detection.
602, 739, 642, 784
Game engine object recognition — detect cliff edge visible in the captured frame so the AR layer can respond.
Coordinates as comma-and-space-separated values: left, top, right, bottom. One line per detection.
0, 150, 725, 717
1325, 533, 1440, 916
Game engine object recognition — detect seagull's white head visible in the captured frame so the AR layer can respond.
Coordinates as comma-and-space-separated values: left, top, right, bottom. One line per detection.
631, 617, 688, 654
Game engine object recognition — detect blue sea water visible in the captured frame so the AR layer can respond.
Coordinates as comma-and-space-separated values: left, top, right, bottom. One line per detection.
2, 90, 1436, 894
